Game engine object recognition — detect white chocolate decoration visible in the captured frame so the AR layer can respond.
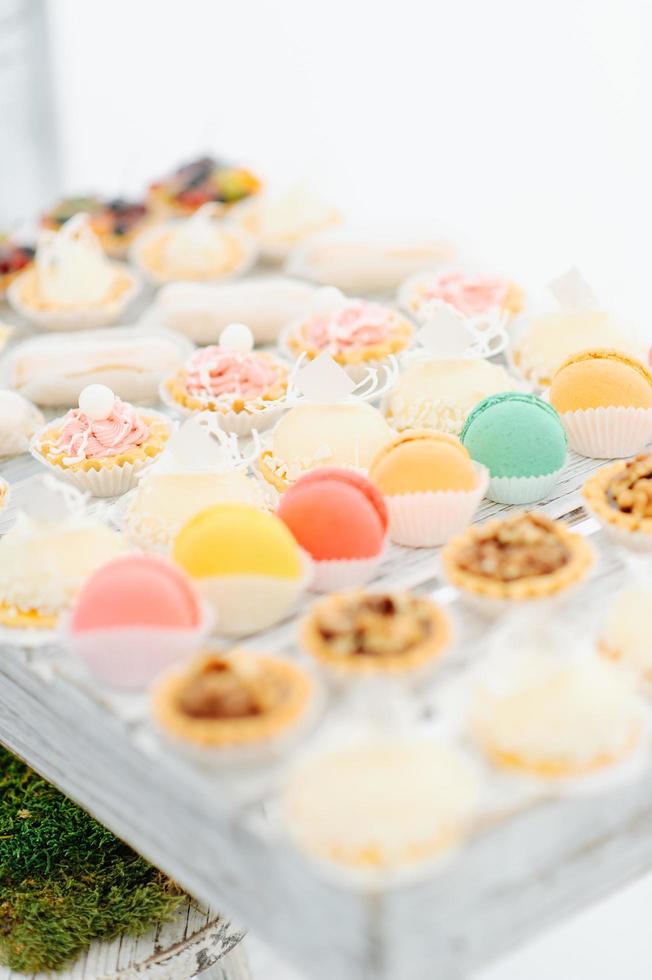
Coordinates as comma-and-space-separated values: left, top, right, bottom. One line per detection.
78, 383, 116, 421
37, 215, 115, 307
219, 322, 254, 354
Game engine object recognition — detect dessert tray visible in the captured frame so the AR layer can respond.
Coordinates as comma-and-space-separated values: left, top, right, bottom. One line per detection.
2, 176, 652, 980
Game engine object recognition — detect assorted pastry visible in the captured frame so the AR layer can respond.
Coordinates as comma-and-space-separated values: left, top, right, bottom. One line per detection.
3, 156, 652, 884
7, 215, 139, 330
41, 195, 150, 257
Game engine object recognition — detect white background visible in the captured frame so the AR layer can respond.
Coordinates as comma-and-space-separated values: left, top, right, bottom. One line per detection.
43, 1, 652, 977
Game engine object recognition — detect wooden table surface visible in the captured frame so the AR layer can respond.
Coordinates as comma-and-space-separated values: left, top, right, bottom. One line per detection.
1, 433, 651, 980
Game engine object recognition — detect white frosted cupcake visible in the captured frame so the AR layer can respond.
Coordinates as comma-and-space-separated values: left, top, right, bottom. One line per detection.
32, 384, 171, 497
7, 215, 139, 331
384, 357, 517, 435
282, 735, 482, 878
471, 646, 645, 778
131, 203, 257, 285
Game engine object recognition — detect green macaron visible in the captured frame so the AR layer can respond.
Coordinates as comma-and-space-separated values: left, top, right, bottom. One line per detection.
460, 392, 567, 478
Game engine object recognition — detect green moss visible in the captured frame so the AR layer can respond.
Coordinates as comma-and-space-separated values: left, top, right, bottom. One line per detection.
0, 745, 184, 973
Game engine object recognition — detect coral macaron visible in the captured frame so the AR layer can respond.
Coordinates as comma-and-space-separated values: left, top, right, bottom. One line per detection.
66, 554, 208, 690
278, 469, 388, 591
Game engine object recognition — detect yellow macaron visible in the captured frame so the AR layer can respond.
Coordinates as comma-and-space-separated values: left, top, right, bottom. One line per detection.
550, 348, 652, 413
369, 430, 477, 494
173, 504, 303, 580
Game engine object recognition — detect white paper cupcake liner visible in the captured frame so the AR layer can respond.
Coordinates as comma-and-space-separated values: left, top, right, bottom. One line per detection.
453, 581, 589, 619
308, 550, 385, 593
30, 411, 173, 498
61, 604, 213, 691
0, 621, 59, 649
486, 467, 563, 505
158, 379, 286, 435
7, 266, 142, 332
385, 463, 488, 548
584, 503, 652, 553
278, 322, 407, 388
560, 406, 652, 459
196, 553, 313, 637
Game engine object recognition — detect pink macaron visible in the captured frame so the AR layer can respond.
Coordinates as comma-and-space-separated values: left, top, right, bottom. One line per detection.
66, 555, 210, 690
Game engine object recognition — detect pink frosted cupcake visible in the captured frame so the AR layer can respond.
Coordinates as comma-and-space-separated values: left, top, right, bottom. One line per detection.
399, 268, 523, 324
281, 287, 414, 376
162, 323, 288, 435
32, 383, 171, 496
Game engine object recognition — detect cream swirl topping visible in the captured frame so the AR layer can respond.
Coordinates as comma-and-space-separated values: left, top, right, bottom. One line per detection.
413, 270, 509, 317
53, 398, 149, 462
183, 346, 284, 403
296, 300, 397, 353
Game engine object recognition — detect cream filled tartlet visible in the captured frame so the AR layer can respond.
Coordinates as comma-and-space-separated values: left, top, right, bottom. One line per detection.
162, 324, 289, 434
7, 215, 139, 331
399, 268, 523, 323
131, 204, 257, 285
384, 357, 517, 435
599, 582, 652, 684
235, 184, 341, 262
282, 288, 414, 372
32, 384, 171, 496
259, 401, 393, 492
471, 647, 645, 778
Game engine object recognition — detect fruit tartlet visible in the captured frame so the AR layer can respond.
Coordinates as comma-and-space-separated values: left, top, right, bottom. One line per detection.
277, 469, 388, 591
301, 590, 451, 678
369, 430, 487, 547
65, 555, 210, 690
599, 582, 652, 684
32, 384, 171, 497
384, 357, 517, 435
282, 288, 414, 374
131, 203, 257, 285
41, 195, 150, 257
549, 348, 652, 458
0, 234, 35, 293
583, 453, 652, 550
282, 736, 482, 878
0, 390, 44, 457
7, 215, 139, 331
172, 504, 310, 635
259, 401, 393, 492
162, 324, 288, 435
147, 155, 261, 217
460, 393, 567, 505
399, 268, 523, 323
471, 649, 645, 779
0, 513, 128, 637
441, 511, 594, 612
152, 650, 313, 758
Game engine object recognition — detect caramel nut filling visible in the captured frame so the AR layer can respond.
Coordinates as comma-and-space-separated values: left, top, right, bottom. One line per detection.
314, 593, 435, 658
454, 512, 570, 582
177, 658, 277, 720
607, 454, 652, 521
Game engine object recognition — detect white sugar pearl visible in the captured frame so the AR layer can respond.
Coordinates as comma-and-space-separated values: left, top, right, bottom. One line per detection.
78, 383, 115, 421
219, 322, 254, 353
311, 286, 347, 315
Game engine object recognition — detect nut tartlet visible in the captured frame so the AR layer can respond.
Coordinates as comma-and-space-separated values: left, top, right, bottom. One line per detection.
152, 651, 313, 749
301, 591, 451, 676
583, 454, 652, 546
441, 511, 594, 603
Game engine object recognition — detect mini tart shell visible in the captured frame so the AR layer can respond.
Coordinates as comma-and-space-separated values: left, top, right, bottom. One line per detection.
286, 315, 414, 367
163, 357, 288, 415
10, 264, 135, 313
441, 518, 594, 601
258, 450, 292, 492
152, 654, 312, 748
0, 262, 34, 295
477, 729, 642, 778
583, 461, 652, 536
0, 603, 58, 630
34, 414, 170, 473
301, 595, 451, 677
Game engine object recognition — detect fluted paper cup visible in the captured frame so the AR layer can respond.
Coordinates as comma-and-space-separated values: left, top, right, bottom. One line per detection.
309, 548, 385, 593
385, 463, 488, 547
560, 406, 652, 459
30, 411, 172, 498
583, 501, 652, 553
7, 266, 141, 332
61, 604, 213, 691
158, 379, 285, 435
486, 467, 564, 505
